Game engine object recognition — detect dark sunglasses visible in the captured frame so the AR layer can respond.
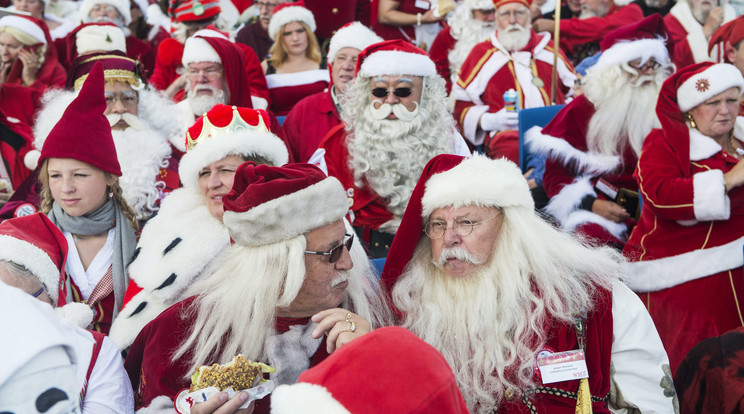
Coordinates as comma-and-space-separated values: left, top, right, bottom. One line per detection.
371, 87, 413, 98
304, 233, 354, 263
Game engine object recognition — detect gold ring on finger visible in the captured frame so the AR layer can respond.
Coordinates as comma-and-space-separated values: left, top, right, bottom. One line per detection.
348, 321, 356, 333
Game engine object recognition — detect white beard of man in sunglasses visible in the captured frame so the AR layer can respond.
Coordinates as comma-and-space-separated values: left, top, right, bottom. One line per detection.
341, 74, 455, 225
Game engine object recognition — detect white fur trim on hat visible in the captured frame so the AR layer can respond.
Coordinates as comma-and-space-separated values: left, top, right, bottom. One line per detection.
222, 177, 348, 246
182, 36, 221, 66
421, 154, 534, 218
677, 64, 744, 112
359, 50, 436, 78
55, 302, 94, 328
178, 131, 290, 190
327, 22, 382, 63
272, 383, 351, 414
0, 235, 61, 304
593, 38, 669, 71
0, 16, 47, 45
80, 0, 132, 26
268, 4, 316, 41
75, 24, 127, 56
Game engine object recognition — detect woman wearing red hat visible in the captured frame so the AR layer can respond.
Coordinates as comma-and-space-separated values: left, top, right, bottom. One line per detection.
0, 15, 64, 91
262, 1, 329, 116
37, 62, 139, 335
623, 62, 744, 374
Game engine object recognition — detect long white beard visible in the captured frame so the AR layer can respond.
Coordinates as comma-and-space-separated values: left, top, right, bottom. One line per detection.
111, 127, 171, 219
449, 20, 495, 84
583, 64, 670, 157
497, 24, 531, 53
188, 86, 228, 116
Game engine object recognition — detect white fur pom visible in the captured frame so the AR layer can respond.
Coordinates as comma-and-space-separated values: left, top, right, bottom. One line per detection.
24, 150, 40, 170
55, 303, 94, 329
136, 396, 175, 414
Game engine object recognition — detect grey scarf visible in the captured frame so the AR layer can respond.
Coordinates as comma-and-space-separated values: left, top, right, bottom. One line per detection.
48, 199, 137, 320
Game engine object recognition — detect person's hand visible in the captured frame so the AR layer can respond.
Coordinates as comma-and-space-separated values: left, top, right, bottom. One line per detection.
523, 168, 537, 189
165, 73, 189, 99
703, 6, 724, 38
17, 49, 40, 86
311, 308, 371, 354
724, 159, 744, 192
592, 199, 629, 223
0, 61, 10, 84
533, 18, 555, 33
480, 108, 518, 132
421, 8, 444, 23
190, 391, 255, 414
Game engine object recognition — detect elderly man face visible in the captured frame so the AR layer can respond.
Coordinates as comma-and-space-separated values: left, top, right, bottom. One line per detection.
330, 47, 360, 94
496, 3, 530, 31
689, 0, 717, 21
187, 61, 226, 97
426, 205, 503, 278
89, 3, 123, 22
473, 8, 496, 22
256, 0, 282, 31
0, 261, 53, 305
579, 0, 613, 18
368, 75, 423, 121
103, 81, 139, 130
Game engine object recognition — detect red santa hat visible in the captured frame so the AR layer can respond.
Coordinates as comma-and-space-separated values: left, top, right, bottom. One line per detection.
0, 15, 47, 45
593, 14, 669, 70
268, 1, 316, 41
326, 22, 382, 63
380, 154, 533, 293
39, 62, 122, 176
169, 0, 221, 23
79, 0, 132, 25
271, 326, 469, 414
179, 104, 289, 191
72, 23, 127, 59
709, 16, 744, 63
221, 162, 347, 246
0, 213, 68, 306
66, 53, 141, 90
493, 0, 532, 9
181, 28, 228, 65
356, 39, 436, 78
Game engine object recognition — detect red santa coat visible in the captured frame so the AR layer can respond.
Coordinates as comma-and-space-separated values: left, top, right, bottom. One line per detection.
623, 126, 744, 374
664, 1, 736, 70
266, 69, 329, 117
148, 37, 183, 91
304, 0, 371, 40
526, 95, 637, 246
559, 3, 643, 62
0, 111, 33, 190
282, 88, 340, 163
428, 25, 456, 93
372, 0, 428, 43
0, 83, 42, 127
452, 31, 575, 148
124, 296, 330, 413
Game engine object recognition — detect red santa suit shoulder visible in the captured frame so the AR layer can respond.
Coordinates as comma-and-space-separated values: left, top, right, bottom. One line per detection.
282, 89, 340, 163
559, 3, 643, 59
664, 0, 736, 69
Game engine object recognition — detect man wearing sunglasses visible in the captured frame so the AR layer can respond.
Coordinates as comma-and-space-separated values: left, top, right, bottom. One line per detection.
526, 15, 673, 248
452, 0, 575, 164
381, 154, 675, 413
126, 162, 390, 412
312, 39, 470, 259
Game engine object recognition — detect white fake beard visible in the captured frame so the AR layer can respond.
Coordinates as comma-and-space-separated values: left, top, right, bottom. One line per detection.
449, 20, 495, 84
497, 24, 531, 53
368, 100, 420, 122
188, 86, 227, 116
111, 127, 171, 219
106, 112, 144, 130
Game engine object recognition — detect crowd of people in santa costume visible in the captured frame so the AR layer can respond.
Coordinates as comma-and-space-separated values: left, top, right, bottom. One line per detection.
5, 0, 744, 412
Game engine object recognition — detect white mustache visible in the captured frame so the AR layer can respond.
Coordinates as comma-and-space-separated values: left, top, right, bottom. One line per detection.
369, 101, 420, 121
330, 271, 349, 288
434, 246, 485, 267
106, 113, 143, 130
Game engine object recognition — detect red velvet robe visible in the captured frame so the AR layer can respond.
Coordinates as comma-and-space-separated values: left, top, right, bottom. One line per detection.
559, 3, 643, 62
372, 0, 429, 43
282, 89, 340, 163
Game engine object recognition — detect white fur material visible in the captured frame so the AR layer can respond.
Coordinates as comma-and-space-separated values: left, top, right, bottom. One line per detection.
251, 95, 268, 110
594, 38, 668, 70
178, 131, 289, 190
543, 176, 594, 224
525, 126, 621, 174
0, 15, 47, 44
669, 0, 735, 65
24, 149, 40, 170
272, 383, 351, 414
75, 24, 127, 55
135, 396, 175, 414
326, 22, 382, 63
265, 322, 323, 386
79, 0, 132, 25
359, 50, 436, 78
561, 209, 628, 240
689, 127, 724, 161
108, 289, 167, 350
677, 64, 744, 112
182, 36, 221, 66
692, 169, 730, 221
0, 235, 61, 304
623, 234, 744, 292
54, 302, 94, 328
268, 4, 316, 41
222, 177, 348, 246
421, 154, 533, 218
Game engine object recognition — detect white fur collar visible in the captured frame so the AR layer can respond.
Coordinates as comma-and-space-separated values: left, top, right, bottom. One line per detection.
525, 126, 621, 174
265, 322, 323, 386
688, 125, 744, 161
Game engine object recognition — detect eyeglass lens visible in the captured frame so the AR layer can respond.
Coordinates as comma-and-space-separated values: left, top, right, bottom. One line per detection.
371, 87, 413, 99
329, 234, 354, 263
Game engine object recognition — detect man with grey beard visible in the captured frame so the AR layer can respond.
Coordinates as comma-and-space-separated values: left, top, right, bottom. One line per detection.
452, 0, 575, 164
380, 153, 676, 414
526, 15, 674, 248
664, 0, 735, 68
312, 40, 469, 258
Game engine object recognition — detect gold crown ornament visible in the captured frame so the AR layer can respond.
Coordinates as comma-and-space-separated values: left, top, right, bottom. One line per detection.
185, 105, 271, 151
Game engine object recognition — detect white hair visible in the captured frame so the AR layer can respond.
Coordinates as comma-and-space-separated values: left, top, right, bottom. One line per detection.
341, 75, 456, 219
448, 7, 495, 85
392, 206, 622, 412
583, 60, 674, 157
496, 20, 531, 53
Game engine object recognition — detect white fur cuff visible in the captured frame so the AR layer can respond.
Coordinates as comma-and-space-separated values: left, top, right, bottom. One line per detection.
272, 383, 351, 414
359, 51, 436, 78
693, 169, 730, 221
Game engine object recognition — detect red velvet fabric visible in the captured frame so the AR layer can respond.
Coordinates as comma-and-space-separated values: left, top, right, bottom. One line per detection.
282, 90, 340, 163
664, 13, 697, 69
428, 25, 456, 93
0, 109, 34, 189
709, 16, 744, 61
599, 13, 667, 52
372, 0, 428, 43
304, 0, 371, 40
559, 3, 643, 60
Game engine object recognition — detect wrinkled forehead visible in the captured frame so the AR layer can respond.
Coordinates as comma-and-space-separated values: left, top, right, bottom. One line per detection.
370, 75, 422, 86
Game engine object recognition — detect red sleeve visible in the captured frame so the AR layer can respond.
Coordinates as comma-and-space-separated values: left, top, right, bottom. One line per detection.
543, 157, 580, 198
561, 4, 643, 45
663, 14, 696, 70
149, 38, 184, 92
429, 27, 455, 93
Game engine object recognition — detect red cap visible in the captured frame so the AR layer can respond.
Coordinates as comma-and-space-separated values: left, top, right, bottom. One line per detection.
355, 39, 436, 77
493, 0, 532, 9
709, 16, 744, 62
170, 0, 221, 23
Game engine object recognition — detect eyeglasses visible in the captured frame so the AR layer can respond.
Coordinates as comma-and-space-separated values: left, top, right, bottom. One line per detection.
370, 87, 413, 99
31, 286, 45, 298
305, 233, 354, 263
104, 91, 138, 107
629, 59, 661, 73
255, 1, 277, 10
186, 66, 223, 80
424, 215, 500, 239
497, 9, 528, 19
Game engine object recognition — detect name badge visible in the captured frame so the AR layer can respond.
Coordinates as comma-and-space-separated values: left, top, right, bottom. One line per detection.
537, 349, 589, 384
595, 178, 618, 200
415, 0, 431, 9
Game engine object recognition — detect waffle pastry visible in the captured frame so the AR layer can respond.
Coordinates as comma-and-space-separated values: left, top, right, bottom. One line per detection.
190, 355, 274, 392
